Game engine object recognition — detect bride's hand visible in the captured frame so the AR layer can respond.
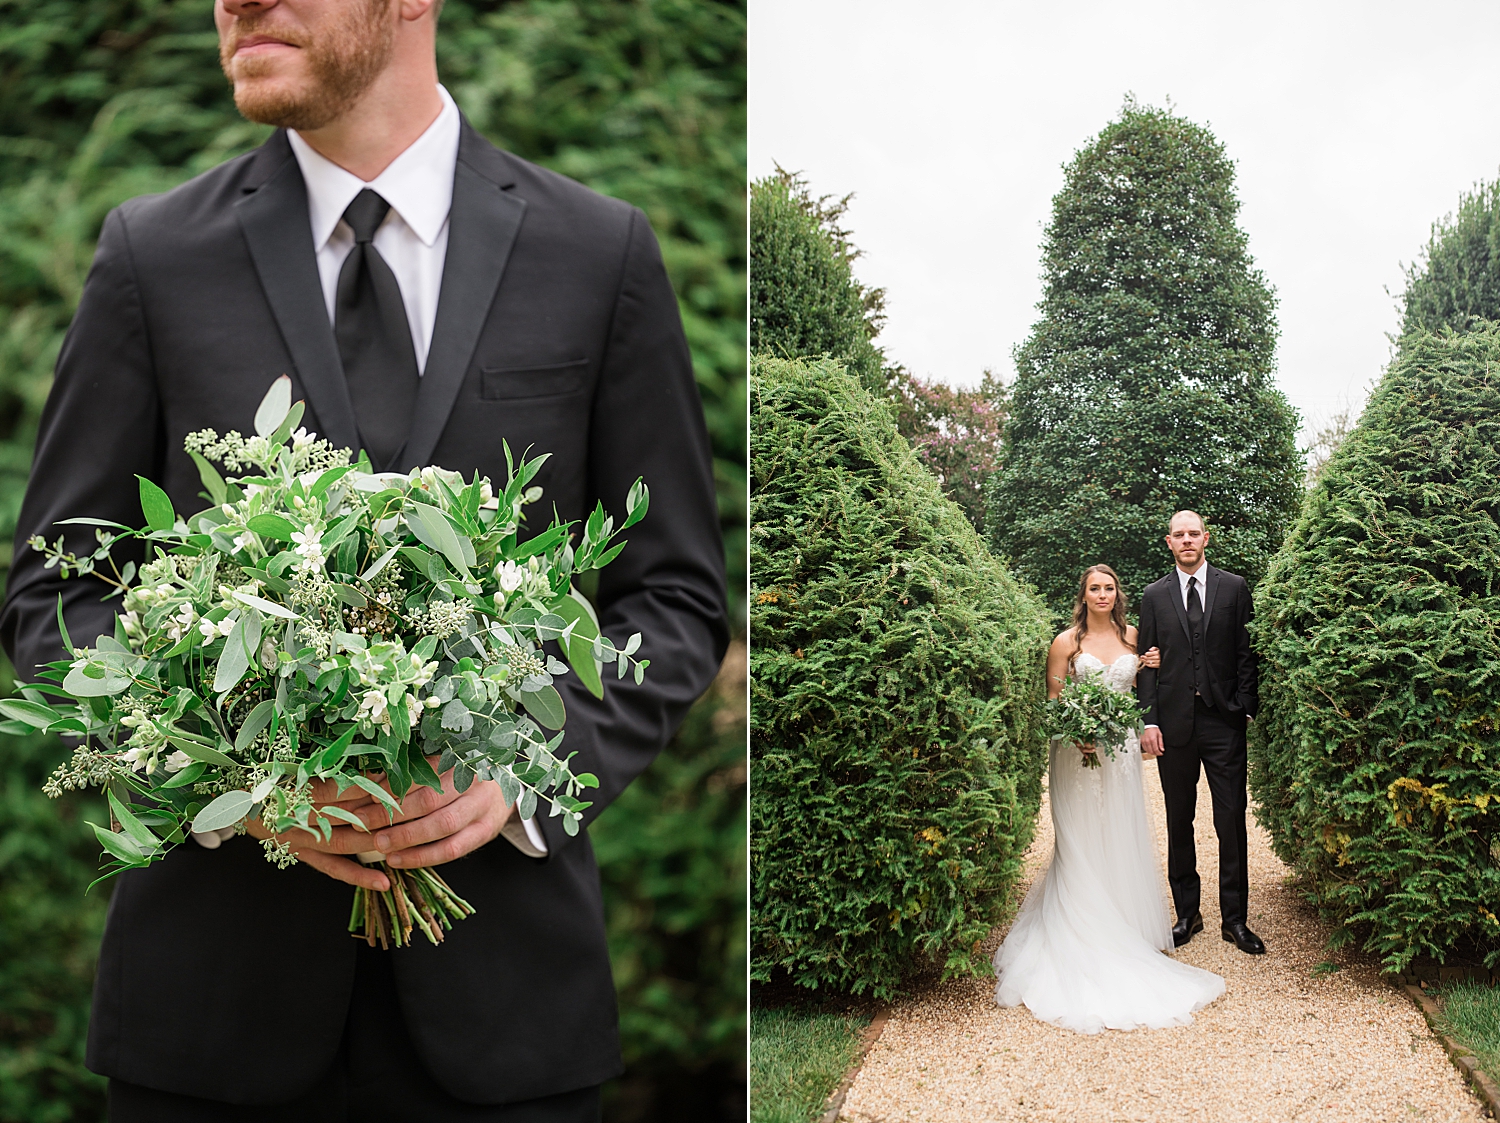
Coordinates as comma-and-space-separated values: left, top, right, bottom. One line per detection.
1138, 646, 1161, 669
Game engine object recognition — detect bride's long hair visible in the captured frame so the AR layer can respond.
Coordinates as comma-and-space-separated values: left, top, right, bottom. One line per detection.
1068, 564, 1134, 670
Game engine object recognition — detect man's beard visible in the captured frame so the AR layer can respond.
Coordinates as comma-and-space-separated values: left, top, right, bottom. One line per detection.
221, 0, 395, 132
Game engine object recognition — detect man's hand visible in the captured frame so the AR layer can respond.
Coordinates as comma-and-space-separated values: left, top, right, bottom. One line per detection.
244, 778, 390, 891
243, 764, 516, 888
369, 774, 514, 870
1140, 725, 1164, 758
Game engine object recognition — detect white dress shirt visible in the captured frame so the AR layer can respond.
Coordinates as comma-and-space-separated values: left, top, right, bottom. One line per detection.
287, 85, 459, 374
282, 86, 548, 859
1175, 559, 1209, 611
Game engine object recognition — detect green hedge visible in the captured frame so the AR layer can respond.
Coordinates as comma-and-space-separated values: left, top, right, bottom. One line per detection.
0, 3, 745, 1118
750, 355, 1050, 999
749, 171, 887, 394
1402, 177, 1500, 336
1249, 325, 1500, 973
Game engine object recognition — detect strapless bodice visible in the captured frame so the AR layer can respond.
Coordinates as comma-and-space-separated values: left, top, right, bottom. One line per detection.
1071, 651, 1139, 693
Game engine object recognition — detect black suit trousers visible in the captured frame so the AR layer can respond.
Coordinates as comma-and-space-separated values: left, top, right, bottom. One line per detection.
106, 943, 601, 1123
1155, 697, 1249, 927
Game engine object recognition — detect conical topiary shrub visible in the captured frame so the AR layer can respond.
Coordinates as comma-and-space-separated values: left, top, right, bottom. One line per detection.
750, 171, 888, 394
1250, 325, 1500, 971
1402, 178, 1500, 336
986, 100, 1301, 614
750, 355, 1051, 998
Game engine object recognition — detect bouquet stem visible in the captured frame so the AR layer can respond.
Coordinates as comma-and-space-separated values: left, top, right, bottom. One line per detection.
349, 860, 475, 949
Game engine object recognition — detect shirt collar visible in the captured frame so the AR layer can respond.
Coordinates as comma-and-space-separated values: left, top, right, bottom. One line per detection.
287, 84, 461, 252
1176, 560, 1208, 585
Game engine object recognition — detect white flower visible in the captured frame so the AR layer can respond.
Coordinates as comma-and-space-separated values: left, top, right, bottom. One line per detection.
496, 560, 524, 593
120, 744, 153, 772
291, 528, 325, 567
165, 602, 197, 642
232, 532, 253, 553
291, 427, 315, 450
164, 750, 195, 773
479, 480, 498, 510
357, 688, 390, 729
199, 619, 219, 639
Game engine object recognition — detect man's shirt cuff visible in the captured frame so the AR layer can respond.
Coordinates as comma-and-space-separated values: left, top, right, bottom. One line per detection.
500, 814, 548, 858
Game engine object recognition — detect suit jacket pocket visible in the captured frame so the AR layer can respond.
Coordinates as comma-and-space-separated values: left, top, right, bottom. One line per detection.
480, 358, 588, 401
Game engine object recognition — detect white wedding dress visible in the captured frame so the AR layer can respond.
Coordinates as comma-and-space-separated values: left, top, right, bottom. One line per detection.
993, 651, 1224, 1033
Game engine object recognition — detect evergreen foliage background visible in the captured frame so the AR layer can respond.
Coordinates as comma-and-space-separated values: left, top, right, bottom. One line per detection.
0, 2, 745, 1119
749, 354, 1051, 999
749, 170, 888, 394
1248, 326, 1500, 973
985, 101, 1302, 614
1401, 178, 1500, 336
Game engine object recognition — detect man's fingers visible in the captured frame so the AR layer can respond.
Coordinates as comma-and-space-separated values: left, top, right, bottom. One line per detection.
295, 848, 390, 891
350, 781, 457, 830
375, 789, 484, 855
385, 817, 496, 870
245, 816, 375, 855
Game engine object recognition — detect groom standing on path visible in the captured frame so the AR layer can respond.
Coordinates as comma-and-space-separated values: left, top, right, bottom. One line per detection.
1137, 512, 1265, 956
0, 0, 725, 1119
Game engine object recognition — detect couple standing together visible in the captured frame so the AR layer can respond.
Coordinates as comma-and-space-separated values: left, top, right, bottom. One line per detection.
993, 511, 1263, 1034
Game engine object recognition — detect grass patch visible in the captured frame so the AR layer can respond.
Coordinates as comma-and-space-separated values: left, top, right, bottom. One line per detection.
1437, 980, 1500, 1079
750, 1005, 868, 1123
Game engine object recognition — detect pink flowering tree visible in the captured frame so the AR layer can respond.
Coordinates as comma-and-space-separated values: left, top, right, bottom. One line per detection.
895, 369, 1009, 531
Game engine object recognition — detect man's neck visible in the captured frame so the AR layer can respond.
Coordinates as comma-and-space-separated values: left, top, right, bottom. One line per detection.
295, 65, 444, 183
1177, 559, 1207, 578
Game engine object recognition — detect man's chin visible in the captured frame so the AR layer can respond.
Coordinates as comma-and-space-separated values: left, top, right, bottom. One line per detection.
233, 82, 337, 131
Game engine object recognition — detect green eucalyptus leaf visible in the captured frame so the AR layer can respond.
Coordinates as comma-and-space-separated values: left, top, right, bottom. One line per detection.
188, 450, 228, 505
520, 685, 565, 730
91, 822, 146, 864
137, 476, 176, 533
191, 790, 254, 833
246, 514, 297, 542
165, 735, 237, 768
234, 699, 276, 752
253, 375, 293, 438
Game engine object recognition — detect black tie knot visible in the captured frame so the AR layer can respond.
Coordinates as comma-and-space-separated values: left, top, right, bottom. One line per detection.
342, 189, 391, 243
1188, 576, 1197, 591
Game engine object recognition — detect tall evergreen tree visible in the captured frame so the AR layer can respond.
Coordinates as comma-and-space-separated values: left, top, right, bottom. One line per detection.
986, 101, 1301, 613
749, 170, 889, 392
1401, 178, 1500, 336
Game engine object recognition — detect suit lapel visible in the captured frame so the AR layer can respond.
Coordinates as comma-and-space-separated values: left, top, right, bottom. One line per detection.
399, 123, 526, 470
234, 133, 360, 452
1167, 573, 1191, 646
1201, 564, 1221, 644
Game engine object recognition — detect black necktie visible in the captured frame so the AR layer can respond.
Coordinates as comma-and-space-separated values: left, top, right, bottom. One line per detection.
335, 189, 419, 470
1187, 575, 1205, 697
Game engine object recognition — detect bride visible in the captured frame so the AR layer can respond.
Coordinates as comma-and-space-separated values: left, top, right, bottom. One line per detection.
993, 564, 1224, 1033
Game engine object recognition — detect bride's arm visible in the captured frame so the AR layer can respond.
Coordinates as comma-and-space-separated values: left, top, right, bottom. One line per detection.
1128, 625, 1160, 672
1046, 632, 1070, 700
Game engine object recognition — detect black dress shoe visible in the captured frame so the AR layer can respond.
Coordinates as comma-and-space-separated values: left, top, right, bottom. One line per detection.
1171, 912, 1204, 947
1222, 922, 1266, 954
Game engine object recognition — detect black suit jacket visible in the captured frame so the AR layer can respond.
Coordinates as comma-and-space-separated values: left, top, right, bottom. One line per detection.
0, 123, 726, 1104
1135, 564, 1257, 746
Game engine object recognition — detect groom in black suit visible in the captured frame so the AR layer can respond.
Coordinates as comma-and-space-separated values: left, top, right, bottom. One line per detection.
1136, 511, 1264, 956
0, 0, 725, 1119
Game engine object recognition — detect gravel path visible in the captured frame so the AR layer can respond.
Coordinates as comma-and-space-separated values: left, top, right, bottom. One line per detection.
839, 763, 1488, 1123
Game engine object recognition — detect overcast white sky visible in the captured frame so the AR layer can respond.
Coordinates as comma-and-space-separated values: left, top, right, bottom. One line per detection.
749, 0, 1500, 440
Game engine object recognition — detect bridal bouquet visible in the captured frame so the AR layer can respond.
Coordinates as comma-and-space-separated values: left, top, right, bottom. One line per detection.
6, 377, 649, 948
1045, 675, 1146, 769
